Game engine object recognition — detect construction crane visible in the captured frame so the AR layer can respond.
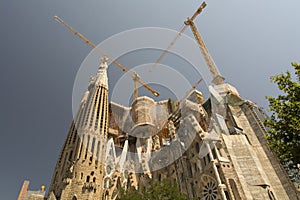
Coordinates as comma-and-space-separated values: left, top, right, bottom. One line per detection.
148, 2, 224, 85
53, 16, 159, 99
184, 2, 224, 85
148, 24, 188, 72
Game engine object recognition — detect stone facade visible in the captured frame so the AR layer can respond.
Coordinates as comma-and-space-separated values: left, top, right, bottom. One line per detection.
46, 57, 300, 200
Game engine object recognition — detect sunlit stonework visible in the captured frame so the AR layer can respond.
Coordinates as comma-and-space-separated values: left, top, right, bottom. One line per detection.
43, 57, 299, 200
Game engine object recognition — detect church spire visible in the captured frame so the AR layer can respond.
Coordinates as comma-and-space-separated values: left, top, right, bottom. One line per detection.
48, 57, 109, 200
75, 56, 109, 134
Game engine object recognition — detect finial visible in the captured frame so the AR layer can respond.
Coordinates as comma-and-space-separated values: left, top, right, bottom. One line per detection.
98, 56, 109, 71
41, 185, 46, 192
100, 55, 109, 64
95, 56, 109, 88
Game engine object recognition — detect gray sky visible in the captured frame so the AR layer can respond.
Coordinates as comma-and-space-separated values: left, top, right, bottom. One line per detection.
1, 0, 300, 199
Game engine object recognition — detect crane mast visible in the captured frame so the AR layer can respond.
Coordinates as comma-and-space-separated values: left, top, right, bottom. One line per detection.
185, 2, 225, 85
133, 71, 140, 100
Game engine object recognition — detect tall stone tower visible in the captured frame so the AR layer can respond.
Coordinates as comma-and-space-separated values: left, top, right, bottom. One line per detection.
48, 57, 109, 200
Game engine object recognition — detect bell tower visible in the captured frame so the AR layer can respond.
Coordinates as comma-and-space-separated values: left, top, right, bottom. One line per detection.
48, 57, 109, 200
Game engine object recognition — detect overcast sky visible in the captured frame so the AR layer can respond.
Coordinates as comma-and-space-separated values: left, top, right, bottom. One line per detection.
1, 0, 300, 199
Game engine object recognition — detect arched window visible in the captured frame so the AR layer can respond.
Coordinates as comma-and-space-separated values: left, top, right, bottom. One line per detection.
72, 195, 77, 200
195, 142, 200, 153
104, 191, 109, 200
69, 150, 73, 161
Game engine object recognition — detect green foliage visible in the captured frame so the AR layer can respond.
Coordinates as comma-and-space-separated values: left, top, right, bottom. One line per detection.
117, 179, 187, 200
117, 187, 143, 200
264, 62, 300, 164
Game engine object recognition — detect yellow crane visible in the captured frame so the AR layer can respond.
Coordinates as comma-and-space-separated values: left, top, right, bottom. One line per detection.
184, 2, 224, 85
149, 2, 224, 85
53, 16, 159, 99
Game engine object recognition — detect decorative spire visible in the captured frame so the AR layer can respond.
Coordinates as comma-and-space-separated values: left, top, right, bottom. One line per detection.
95, 56, 109, 89
48, 56, 110, 199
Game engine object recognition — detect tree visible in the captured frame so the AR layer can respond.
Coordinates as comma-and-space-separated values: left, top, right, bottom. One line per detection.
264, 62, 300, 165
117, 188, 143, 200
117, 179, 187, 200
